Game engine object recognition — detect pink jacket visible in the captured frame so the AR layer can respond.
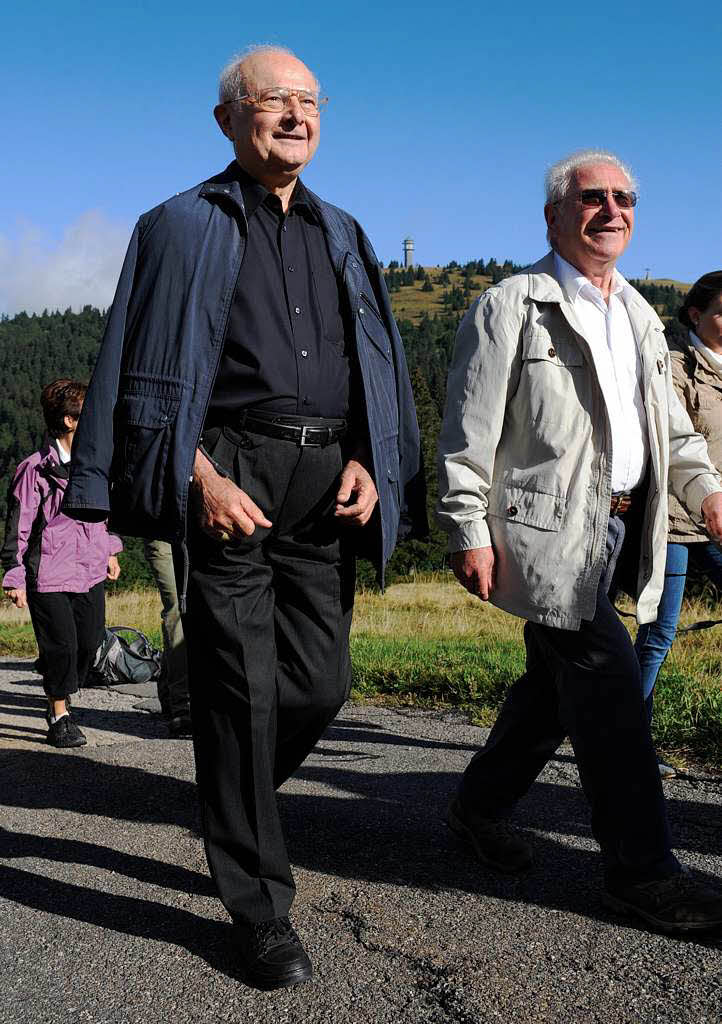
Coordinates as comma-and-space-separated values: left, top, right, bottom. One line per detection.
1, 440, 122, 593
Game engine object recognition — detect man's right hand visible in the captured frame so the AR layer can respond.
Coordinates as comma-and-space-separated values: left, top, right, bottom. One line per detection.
450, 547, 496, 601
192, 449, 272, 541
4, 587, 27, 609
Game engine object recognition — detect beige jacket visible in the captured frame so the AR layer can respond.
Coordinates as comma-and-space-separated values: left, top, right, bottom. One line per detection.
668, 335, 722, 542
437, 253, 721, 629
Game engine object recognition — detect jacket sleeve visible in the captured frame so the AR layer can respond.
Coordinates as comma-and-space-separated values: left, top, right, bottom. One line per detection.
666, 361, 722, 516
359, 231, 427, 540
107, 531, 124, 557
436, 288, 523, 552
1, 459, 41, 590
63, 223, 141, 520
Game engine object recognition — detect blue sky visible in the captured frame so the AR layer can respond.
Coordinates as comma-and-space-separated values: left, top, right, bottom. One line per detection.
1, 0, 720, 314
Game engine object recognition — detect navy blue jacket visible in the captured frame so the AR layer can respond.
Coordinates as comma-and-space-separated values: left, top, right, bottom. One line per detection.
64, 164, 426, 579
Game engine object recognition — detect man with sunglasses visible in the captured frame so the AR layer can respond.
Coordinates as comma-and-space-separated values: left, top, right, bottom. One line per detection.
437, 148, 722, 933
65, 45, 424, 988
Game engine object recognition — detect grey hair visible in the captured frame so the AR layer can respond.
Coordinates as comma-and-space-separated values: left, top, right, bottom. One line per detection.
218, 44, 319, 103
544, 148, 638, 204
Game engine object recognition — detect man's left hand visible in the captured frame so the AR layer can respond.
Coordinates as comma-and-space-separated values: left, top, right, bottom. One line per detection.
335, 458, 378, 527
107, 555, 121, 581
701, 492, 722, 542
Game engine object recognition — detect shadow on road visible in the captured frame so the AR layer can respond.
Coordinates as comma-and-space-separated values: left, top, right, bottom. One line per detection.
1, 722, 721, 961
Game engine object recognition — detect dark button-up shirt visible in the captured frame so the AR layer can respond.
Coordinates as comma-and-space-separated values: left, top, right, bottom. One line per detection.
206, 165, 357, 426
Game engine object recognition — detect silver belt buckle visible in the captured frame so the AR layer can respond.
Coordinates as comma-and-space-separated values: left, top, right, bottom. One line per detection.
299, 424, 311, 446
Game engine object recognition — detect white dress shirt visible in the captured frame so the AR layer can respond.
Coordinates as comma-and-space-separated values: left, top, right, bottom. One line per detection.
554, 252, 649, 493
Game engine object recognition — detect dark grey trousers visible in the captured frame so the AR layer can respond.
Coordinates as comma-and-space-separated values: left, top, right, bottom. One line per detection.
459, 517, 680, 887
183, 425, 355, 923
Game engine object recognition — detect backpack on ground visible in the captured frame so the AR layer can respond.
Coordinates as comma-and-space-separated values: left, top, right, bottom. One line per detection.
90, 626, 163, 686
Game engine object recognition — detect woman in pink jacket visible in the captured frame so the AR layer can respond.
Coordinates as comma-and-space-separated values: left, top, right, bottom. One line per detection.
1, 380, 122, 747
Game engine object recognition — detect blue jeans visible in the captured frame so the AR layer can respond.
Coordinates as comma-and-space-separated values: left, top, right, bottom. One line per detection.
635, 541, 722, 714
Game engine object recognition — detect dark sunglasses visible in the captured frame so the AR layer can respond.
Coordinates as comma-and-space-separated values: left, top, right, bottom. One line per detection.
574, 188, 637, 209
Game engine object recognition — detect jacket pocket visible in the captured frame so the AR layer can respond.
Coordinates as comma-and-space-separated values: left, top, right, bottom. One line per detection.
522, 329, 583, 367
112, 378, 185, 519
487, 483, 567, 532
359, 293, 393, 364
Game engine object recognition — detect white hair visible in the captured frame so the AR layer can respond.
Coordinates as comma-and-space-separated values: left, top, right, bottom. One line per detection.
218, 44, 319, 103
544, 149, 638, 204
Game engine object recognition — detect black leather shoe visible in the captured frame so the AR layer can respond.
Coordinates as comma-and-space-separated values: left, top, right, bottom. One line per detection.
603, 869, 722, 934
447, 796, 533, 873
235, 917, 312, 990
46, 714, 86, 749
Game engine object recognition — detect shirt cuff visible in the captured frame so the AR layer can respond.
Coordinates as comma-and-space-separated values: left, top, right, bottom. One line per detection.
446, 518, 492, 552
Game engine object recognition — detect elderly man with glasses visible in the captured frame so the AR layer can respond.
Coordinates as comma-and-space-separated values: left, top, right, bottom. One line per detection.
65, 45, 424, 988
437, 148, 722, 934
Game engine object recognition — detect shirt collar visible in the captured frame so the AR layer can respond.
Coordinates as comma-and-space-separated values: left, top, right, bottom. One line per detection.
232, 162, 314, 220
554, 251, 630, 308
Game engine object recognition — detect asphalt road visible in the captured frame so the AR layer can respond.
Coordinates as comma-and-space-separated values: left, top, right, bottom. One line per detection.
1, 658, 721, 1024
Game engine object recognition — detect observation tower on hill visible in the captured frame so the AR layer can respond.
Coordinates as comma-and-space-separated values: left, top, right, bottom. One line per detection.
403, 238, 414, 268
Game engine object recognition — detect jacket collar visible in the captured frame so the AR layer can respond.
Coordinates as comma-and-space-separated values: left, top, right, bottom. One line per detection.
199, 164, 350, 274
527, 250, 665, 335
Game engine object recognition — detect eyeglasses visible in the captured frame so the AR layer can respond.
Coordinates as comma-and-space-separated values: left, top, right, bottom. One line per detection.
568, 188, 638, 209
233, 88, 328, 117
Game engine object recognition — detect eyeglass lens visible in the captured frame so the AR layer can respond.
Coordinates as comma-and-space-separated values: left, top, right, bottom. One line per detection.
579, 189, 637, 209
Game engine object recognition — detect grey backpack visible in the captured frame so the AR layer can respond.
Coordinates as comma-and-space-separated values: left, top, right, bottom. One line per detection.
91, 626, 163, 686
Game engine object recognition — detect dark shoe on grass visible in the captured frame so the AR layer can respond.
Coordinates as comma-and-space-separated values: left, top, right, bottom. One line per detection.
235, 917, 312, 991
447, 796, 533, 873
603, 870, 722, 934
47, 714, 86, 749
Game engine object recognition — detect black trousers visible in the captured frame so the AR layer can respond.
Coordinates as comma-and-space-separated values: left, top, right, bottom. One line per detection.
183, 426, 355, 924
28, 583, 105, 700
459, 517, 680, 887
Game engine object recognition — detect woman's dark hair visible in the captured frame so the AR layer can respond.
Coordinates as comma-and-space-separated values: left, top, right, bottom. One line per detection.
40, 379, 87, 438
678, 271, 722, 331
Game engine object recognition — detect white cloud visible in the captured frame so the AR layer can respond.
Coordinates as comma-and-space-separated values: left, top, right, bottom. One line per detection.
0, 211, 130, 316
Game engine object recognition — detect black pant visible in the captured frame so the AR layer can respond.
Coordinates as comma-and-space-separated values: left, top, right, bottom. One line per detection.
184, 426, 355, 924
459, 517, 680, 887
28, 583, 105, 700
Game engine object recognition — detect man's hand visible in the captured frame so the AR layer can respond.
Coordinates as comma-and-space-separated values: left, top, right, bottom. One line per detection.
106, 555, 121, 581
450, 547, 496, 601
4, 587, 27, 609
335, 457, 378, 527
701, 492, 722, 542
192, 448, 272, 541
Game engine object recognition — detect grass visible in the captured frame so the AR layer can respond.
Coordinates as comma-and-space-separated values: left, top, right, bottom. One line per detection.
1, 575, 720, 769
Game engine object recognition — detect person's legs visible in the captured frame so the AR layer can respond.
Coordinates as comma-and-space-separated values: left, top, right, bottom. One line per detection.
533, 585, 679, 887
634, 543, 688, 720
27, 590, 88, 747
144, 539, 189, 722
185, 428, 350, 926
69, 582, 106, 688
28, 591, 80, 704
458, 623, 566, 819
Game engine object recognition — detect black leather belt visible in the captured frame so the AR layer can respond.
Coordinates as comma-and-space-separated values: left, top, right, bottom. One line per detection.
242, 413, 347, 448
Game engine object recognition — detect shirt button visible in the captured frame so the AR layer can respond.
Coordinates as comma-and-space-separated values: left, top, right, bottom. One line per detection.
282, 225, 287, 232
548, 347, 556, 358
303, 396, 310, 405
359, 307, 365, 315
288, 265, 295, 272
301, 350, 308, 358
294, 306, 301, 314
507, 505, 518, 517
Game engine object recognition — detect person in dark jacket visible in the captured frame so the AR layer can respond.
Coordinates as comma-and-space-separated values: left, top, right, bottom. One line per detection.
64, 45, 425, 989
2, 379, 122, 747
